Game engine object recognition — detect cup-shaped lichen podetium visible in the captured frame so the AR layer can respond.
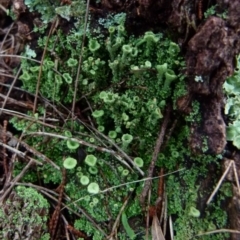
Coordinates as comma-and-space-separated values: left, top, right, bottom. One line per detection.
67, 58, 78, 67
80, 175, 90, 185
63, 157, 77, 169
134, 157, 143, 168
108, 26, 115, 38
121, 134, 133, 150
92, 110, 104, 118
163, 69, 177, 90
89, 166, 98, 175
188, 206, 200, 217
67, 140, 79, 150
87, 182, 100, 194
108, 130, 117, 139
85, 154, 97, 167
89, 39, 100, 53
121, 44, 132, 63
63, 73, 72, 84
156, 63, 168, 81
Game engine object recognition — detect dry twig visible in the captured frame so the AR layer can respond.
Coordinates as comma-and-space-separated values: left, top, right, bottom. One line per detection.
140, 106, 171, 206
25, 131, 144, 175
108, 193, 132, 239
71, 0, 90, 122
49, 169, 66, 239
33, 18, 59, 113
207, 159, 240, 205
0, 158, 40, 203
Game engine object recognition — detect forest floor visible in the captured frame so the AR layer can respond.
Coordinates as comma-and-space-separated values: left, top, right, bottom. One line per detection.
0, 0, 240, 240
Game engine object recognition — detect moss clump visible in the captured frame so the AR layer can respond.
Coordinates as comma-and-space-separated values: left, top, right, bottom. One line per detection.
10, 8, 213, 240
0, 186, 49, 239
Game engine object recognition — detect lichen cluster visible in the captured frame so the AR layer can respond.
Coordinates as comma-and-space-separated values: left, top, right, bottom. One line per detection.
8, 3, 231, 239
223, 55, 240, 148
0, 186, 49, 240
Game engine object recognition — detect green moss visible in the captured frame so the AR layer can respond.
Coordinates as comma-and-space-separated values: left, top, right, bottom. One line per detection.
10, 8, 229, 240
0, 186, 49, 239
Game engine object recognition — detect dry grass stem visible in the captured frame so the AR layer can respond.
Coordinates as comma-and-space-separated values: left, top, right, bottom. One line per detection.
207, 160, 240, 205
140, 106, 171, 205
108, 194, 131, 239
0, 158, 36, 203
0, 67, 22, 115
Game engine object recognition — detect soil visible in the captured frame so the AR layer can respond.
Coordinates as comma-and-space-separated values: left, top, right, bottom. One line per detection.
0, 0, 240, 239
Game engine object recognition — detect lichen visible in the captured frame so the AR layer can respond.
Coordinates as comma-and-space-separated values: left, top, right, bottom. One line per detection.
0, 186, 49, 240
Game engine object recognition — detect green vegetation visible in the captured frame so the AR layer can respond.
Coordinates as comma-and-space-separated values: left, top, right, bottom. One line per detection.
223, 55, 240, 148
121, 212, 136, 240
7, 2, 231, 239
158, 124, 230, 240
204, 5, 228, 19
24, 0, 86, 26
0, 186, 49, 239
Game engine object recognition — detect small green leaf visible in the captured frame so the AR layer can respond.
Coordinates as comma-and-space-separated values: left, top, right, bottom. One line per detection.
121, 212, 136, 240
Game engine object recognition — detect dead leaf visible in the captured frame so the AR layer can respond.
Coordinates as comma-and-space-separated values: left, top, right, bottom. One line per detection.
151, 214, 165, 240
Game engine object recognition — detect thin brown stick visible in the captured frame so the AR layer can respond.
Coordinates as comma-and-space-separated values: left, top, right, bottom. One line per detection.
146, 188, 151, 240
33, 18, 59, 113
0, 72, 15, 79
0, 23, 14, 51
25, 131, 144, 174
207, 160, 233, 205
66, 224, 88, 240
108, 193, 132, 239
65, 225, 71, 240
0, 54, 41, 63
198, 0, 203, 20
0, 93, 33, 109
0, 24, 15, 72
60, 215, 73, 240
163, 118, 178, 147
2, 120, 8, 176
71, 0, 90, 122
140, 105, 171, 206
0, 108, 57, 128
0, 158, 38, 203
0, 141, 26, 158
91, 127, 144, 175
0, 4, 8, 14
156, 168, 164, 216
4, 112, 59, 169
0, 82, 65, 121
194, 229, 240, 238
232, 161, 240, 196
30, 186, 107, 236
0, 66, 22, 116
163, 191, 167, 236
3, 132, 60, 170
49, 168, 66, 239
207, 160, 240, 204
